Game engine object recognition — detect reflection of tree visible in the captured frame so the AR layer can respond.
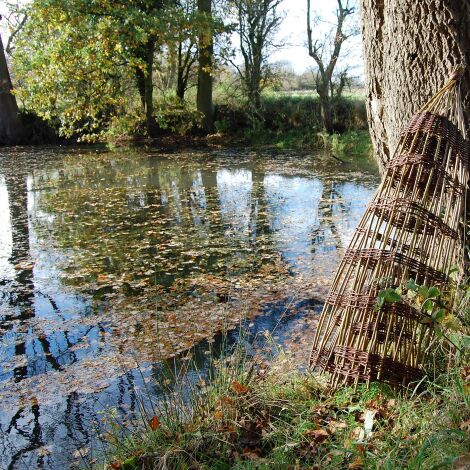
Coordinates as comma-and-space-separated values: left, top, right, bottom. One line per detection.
61, 391, 91, 459
311, 180, 346, 253
4, 172, 34, 314
6, 402, 44, 470
263, 175, 323, 273
250, 171, 278, 261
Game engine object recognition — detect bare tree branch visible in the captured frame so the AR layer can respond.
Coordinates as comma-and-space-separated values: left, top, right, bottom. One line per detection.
306, 0, 356, 133
5, 13, 27, 55
233, 0, 285, 111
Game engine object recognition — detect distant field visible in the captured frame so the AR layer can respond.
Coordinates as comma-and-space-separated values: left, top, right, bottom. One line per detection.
263, 88, 366, 100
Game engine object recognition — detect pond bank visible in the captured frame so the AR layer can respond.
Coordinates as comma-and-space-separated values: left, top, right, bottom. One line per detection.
100, 346, 470, 470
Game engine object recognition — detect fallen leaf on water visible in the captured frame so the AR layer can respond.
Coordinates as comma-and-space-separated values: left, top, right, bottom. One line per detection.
37, 445, 53, 456
73, 446, 90, 458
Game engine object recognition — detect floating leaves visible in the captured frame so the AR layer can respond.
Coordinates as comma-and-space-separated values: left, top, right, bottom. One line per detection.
0, 147, 380, 467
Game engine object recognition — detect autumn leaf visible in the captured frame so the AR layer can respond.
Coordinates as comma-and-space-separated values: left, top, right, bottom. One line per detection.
241, 447, 261, 460
348, 455, 364, 469
149, 416, 160, 431
110, 461, 122, 470
327, 420, 348, 434
460, 420, 470, 432
454, 453, 470, 470
304, 428, 330, 443
231, 381, 249, 395
220, 396, 234, 406
213, 410, 223, 420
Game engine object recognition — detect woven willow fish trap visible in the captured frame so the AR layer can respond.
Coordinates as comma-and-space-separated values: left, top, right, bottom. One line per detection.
310, 72, 469, 388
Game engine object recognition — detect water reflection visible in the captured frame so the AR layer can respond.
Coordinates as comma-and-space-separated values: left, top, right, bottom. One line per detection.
0, 147, 379, 468
217, 169, 253, 236
264, 174, 323, 273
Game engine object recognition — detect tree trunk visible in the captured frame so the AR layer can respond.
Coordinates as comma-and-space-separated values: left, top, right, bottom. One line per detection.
176, 42, 187, 101
133, 38, 156, 136
135, 67, 146, 109
197, 0, 214, 132
0, 33, 25, 145
318, 86, 333, 134
144, 38, 155, 136
360, 0, 470, 173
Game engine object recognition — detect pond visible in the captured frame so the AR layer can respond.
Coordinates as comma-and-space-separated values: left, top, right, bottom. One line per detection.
0, 146, 379, 469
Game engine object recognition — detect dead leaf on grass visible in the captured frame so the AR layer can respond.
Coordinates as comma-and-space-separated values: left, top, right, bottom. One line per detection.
304, 428, 330, 443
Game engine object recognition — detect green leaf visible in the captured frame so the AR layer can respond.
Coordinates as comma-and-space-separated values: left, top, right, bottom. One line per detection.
422, 298, 434, 313
407, 289, 417, 300
432, 309, 445, 322
122, 456, 139, 470
428, 287, 440, 298
407, 279, 418, 291
418, 286, 429, 298
376, 296, 385, 309
461, 335, 470, 348
383, 289, 401, 303
449, 266, 459, 278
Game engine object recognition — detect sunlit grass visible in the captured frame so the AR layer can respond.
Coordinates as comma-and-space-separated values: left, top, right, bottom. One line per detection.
96, 335, 469, 470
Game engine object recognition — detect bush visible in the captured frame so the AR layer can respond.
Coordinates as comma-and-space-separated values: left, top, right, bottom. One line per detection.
19, 109, 60, 143
107, 99, 204, 141
213, 93, 367, 147
107, 110, 148, 141
153, 98, 204, 136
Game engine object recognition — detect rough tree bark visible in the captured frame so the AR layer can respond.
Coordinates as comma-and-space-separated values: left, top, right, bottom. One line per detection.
0, 32, 25, 145
360, 0, 470, 173
197, 0, 214, 132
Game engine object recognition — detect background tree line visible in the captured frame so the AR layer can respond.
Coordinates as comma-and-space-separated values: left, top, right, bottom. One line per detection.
0, 0, 362, 144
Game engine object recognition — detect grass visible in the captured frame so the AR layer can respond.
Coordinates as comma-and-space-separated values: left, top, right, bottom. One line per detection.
96, 335, 470, 470
232, 128, 373, 161
211, 91, 371, 156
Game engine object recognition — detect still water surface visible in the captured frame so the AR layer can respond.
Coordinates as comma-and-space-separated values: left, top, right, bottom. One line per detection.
0, 146, 379, 469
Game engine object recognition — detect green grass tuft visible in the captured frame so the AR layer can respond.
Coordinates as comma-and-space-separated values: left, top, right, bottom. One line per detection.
97, 344, 470, 470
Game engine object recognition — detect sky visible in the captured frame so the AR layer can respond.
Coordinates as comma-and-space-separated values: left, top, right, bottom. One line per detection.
270, 0, 363, 75
1, 0, 364, 76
